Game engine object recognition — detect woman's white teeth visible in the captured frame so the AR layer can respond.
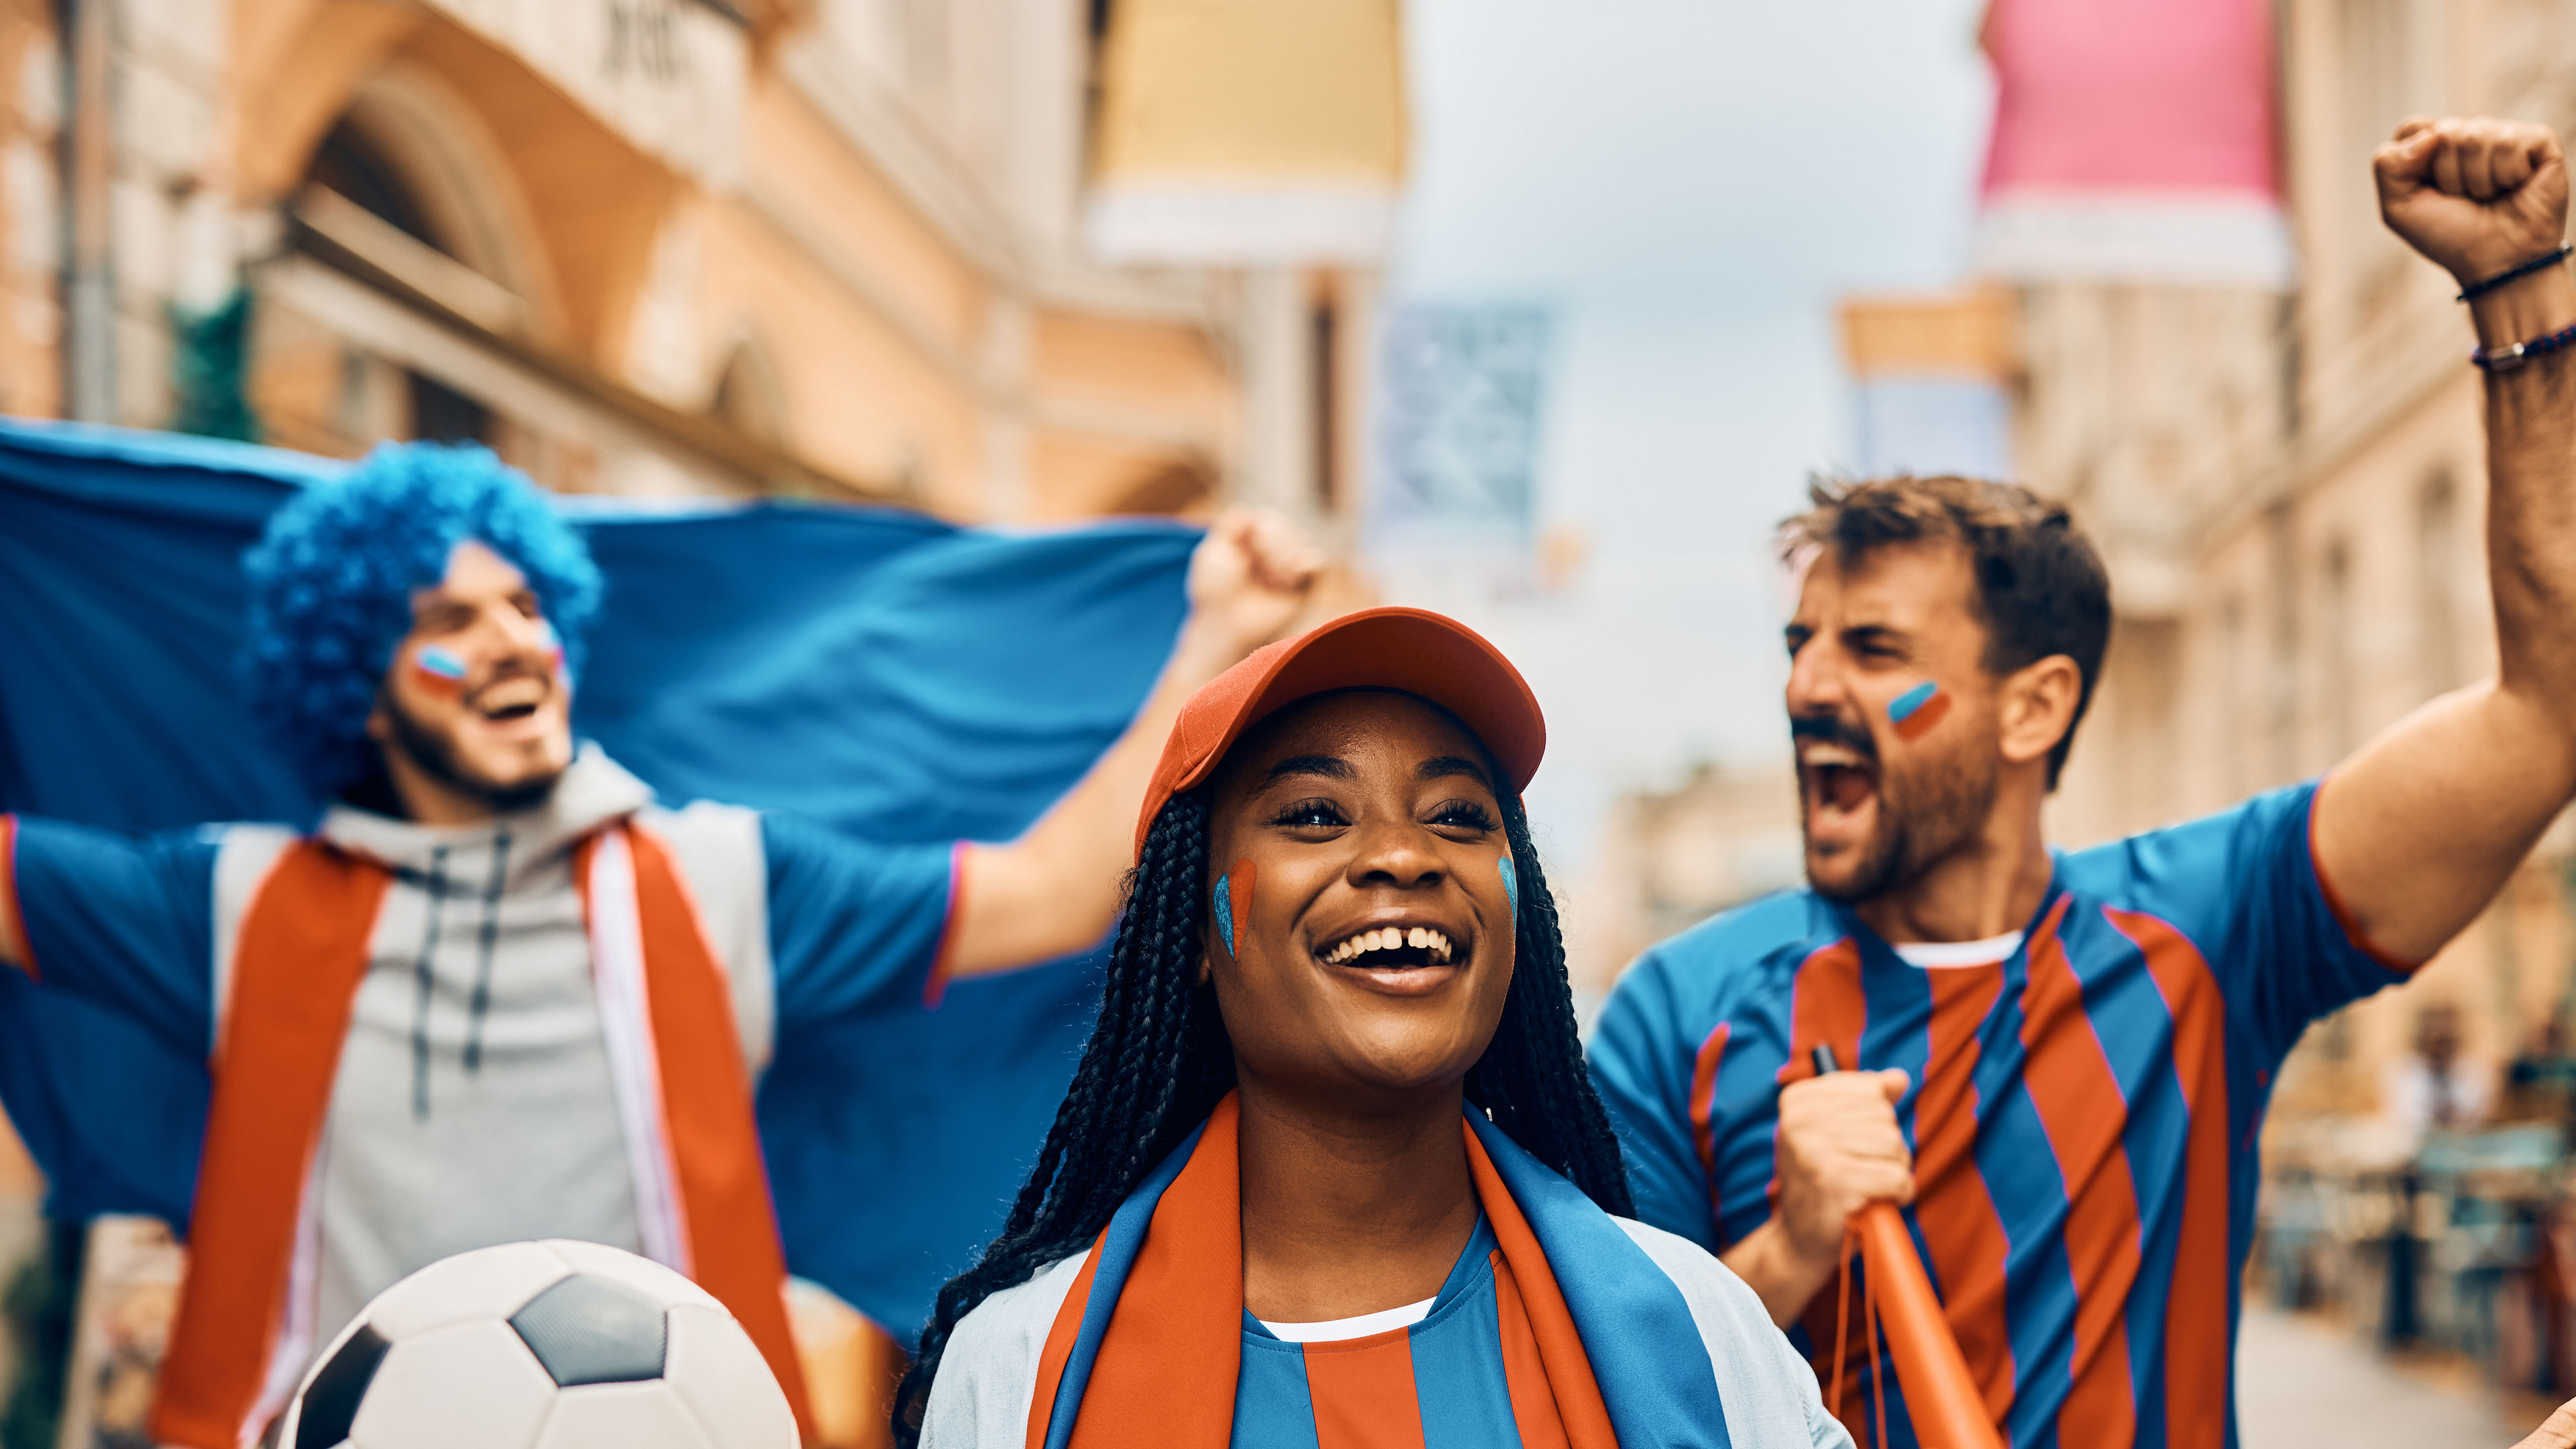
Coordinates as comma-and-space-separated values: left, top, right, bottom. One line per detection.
1322, 927, 1455, 965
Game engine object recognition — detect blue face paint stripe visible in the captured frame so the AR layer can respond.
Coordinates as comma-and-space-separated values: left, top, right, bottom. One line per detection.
1889, 680, 1939, 724
417, 645, 469, 680
1213, 874, 1235, 957
1499, 853, 1518, 916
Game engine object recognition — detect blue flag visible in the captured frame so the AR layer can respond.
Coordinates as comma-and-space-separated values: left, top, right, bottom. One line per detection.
0, 418, 1196, 1332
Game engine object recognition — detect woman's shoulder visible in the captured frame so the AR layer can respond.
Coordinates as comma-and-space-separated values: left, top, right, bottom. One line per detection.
920, 1251, 1093, 1449
1608, 1217, 1856, 1449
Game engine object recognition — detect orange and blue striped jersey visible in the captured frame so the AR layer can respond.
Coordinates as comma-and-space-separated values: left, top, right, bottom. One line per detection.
1590, 781, 2412, 1449
1234, 1218, 1554, 1448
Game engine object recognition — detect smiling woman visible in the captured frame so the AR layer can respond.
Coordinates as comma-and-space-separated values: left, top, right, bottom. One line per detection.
898, 608, 1851, 1449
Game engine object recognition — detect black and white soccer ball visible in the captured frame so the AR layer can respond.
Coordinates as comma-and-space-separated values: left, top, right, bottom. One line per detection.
274, 1240, 796, 1449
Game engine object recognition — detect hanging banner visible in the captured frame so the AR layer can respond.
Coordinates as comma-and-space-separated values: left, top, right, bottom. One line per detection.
1974, 0, 2294, 287
1838, 289, 2017, 480
1367, 303, 1550, 559
1086, 0, 1408, 265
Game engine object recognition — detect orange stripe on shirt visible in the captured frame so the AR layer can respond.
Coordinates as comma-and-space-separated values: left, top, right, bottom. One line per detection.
0, 815, 34, 980
1908, 964, 2017, 1423
2017, 898, 2141, 1449
1778, 937, 1870, 1406
2104, 908, 2232, 1449
1688, 1022, 1731, 1184
1780, 938, 1867, 1086
1302, 1330, 1428, 1449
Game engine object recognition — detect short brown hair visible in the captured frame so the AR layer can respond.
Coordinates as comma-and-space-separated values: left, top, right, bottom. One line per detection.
1782, 475, 2111, 788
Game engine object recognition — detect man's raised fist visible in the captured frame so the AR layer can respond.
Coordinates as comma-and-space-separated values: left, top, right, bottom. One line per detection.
2376, 116, 2571, 284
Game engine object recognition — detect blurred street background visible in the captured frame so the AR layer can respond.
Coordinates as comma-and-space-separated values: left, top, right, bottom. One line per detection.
3, 0, 2576, 1446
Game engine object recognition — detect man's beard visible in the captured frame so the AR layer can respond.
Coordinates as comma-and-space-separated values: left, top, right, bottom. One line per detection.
1796, 710, 1998, 904
378, 686, 564, 816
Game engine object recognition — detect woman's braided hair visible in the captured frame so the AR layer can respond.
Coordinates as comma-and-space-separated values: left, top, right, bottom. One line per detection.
893, 760, 1632, 1444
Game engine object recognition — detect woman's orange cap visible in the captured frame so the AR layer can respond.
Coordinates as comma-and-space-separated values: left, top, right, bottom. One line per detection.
1133, 606, 1546, 857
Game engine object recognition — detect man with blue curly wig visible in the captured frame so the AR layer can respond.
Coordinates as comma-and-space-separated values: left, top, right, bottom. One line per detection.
0, 441, 1322, 1448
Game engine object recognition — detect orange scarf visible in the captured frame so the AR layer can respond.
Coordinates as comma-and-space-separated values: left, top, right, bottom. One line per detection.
150, 824, 811, 1448
1026, 1093, 1621, 1449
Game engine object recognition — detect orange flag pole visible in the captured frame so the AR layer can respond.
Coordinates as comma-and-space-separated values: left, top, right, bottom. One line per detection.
1853, 1201, 2002, 1449
1813, 1047, 2004, 1449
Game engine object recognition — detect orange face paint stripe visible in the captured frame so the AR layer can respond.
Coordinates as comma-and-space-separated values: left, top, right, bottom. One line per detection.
1230, 859, 1256, 961
2104, 908, 2232, 1449
1461, 1122, 1619, 1449
1066, 1095, 1244, 1448
0, 815, 36, 981
1301, 1333, 1429, 1449
1688, 1022, 1731, 1186
623, 825, 816, 1442
1906, 967, 2018, 1424
1489, 1252, 1574, 1449
151, 842, 389, 1449
2015, 900, 2141, 1449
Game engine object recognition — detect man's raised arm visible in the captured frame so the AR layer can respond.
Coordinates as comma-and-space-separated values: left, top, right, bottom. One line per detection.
940, 511, 1324, 977
2314, 117, 2576, 965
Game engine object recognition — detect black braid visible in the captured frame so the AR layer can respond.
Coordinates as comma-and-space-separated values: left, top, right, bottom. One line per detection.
1464, 788, 1635, 1219
894, 777, 1632, 1444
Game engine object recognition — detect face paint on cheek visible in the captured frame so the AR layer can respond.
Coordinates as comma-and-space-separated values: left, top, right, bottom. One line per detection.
535, 619, 566, 669
1888, 680, 1953, 743
1212, 859, 1256, 959
412, 645, 470, 700
1499, 852, 1519, 916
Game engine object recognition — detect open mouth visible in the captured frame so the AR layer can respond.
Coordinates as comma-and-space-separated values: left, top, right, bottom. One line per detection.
467, 676, 550, 723
1316, 926, 1460, 970
1799, 743, 1879, 826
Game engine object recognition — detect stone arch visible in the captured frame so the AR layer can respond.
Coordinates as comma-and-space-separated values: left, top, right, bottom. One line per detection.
313, 62, 563, 338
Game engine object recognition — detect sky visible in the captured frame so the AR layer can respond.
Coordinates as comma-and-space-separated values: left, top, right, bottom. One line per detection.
1378, 0, 1998, 867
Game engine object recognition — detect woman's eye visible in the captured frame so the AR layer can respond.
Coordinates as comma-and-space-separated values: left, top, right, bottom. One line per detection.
1268, 799, 1349, 829
1428, 801, 1499, 833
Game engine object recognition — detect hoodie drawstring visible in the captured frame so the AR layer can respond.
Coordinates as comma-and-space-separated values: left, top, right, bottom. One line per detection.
411, 846, 451, 1122
464, 830, 510, 1073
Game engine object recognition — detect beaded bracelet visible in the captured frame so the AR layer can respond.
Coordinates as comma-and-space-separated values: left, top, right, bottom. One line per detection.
2471, 319, 2576, 372
2459, 244, 2575, 302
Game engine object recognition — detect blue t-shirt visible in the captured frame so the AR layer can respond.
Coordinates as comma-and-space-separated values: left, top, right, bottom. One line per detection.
1589, 782, 2408, 1449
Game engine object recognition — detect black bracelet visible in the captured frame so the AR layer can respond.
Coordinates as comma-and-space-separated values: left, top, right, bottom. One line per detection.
2458, 244, 2574, 302
2471, 320, 2576, 372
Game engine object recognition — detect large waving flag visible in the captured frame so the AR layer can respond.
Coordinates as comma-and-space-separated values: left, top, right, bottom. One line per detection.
0, 418, 1197, 1333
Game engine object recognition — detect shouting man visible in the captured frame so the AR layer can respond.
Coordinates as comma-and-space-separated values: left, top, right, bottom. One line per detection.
0, 443, 1321, 1447
1593, 117, 2576, 1446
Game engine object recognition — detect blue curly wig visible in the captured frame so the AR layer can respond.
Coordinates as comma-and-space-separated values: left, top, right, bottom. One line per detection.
241, 442, 604, 796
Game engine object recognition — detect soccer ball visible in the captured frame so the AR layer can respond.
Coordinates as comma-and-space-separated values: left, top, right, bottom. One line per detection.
274, 1240, 796, 1449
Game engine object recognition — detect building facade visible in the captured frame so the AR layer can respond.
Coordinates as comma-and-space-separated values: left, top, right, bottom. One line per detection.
0, 0, 1392, 523
2029, 0, 2576, 1123
0, 4, 1399, 1444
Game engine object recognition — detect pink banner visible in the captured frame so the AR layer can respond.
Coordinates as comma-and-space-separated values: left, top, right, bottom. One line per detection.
1974, 0, 2292, 284
1982, 0, 2279, 197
